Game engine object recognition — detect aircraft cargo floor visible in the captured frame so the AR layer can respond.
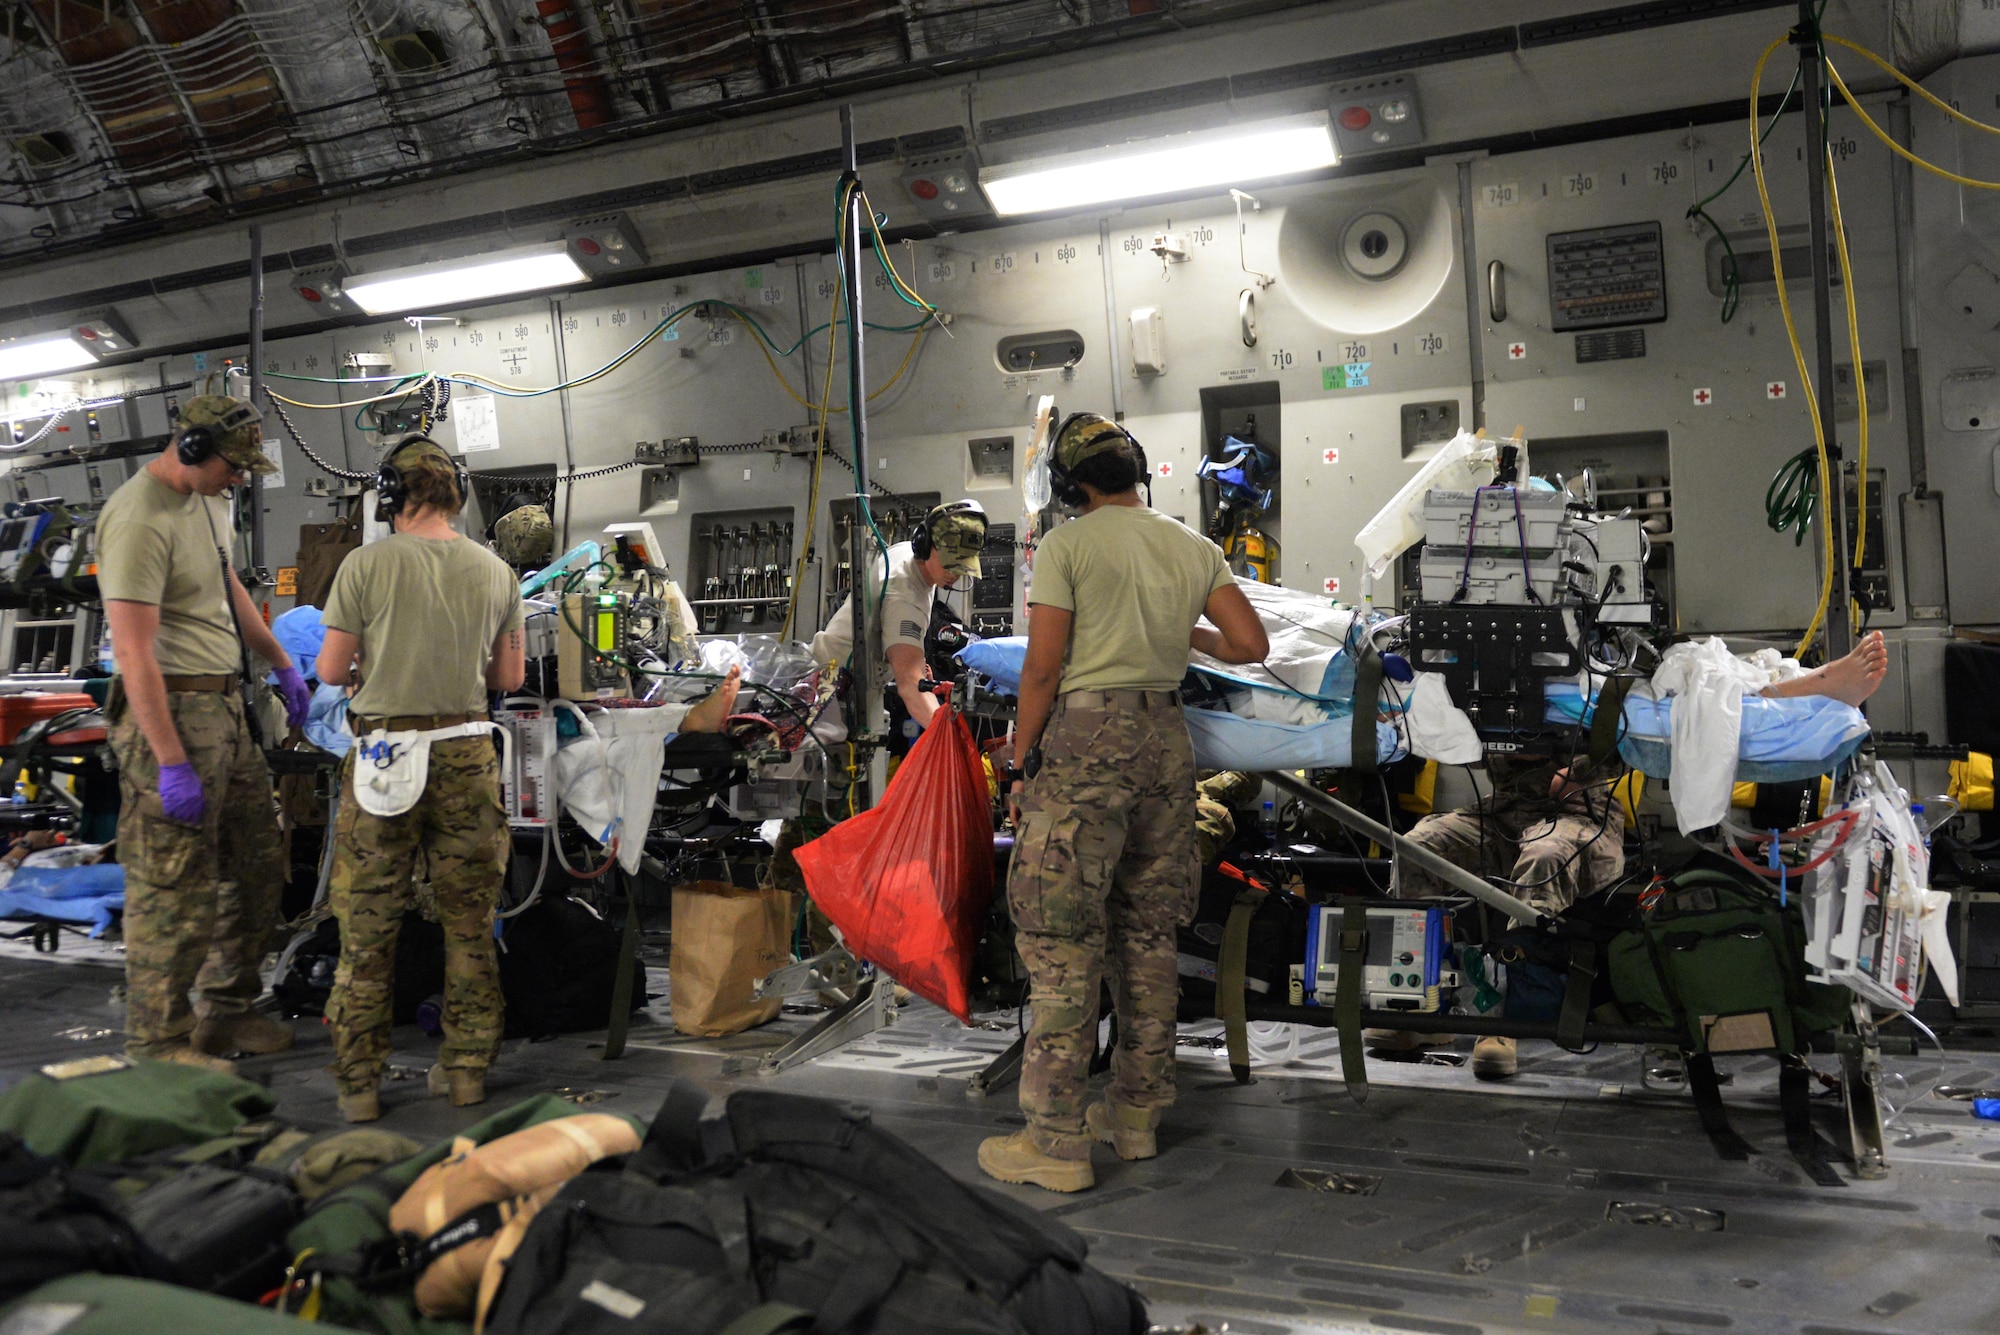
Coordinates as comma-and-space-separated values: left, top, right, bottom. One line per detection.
5, 934, 1997, 1335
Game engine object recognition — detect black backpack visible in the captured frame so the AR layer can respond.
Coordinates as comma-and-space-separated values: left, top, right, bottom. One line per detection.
0, 1132, 146, 1302
482, 1082, 1147, 1335
273, 912, 446, 1023
497, 894, 647, 1039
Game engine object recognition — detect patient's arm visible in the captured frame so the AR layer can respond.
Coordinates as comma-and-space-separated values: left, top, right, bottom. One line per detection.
1760, 630, 1885, 708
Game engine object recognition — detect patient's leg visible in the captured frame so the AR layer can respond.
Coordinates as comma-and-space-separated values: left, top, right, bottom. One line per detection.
1761, 630, 1886, 708
680, 664, 743, 733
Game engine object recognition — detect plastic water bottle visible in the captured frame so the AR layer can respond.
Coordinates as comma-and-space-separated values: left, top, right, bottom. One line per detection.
1911, 804, 1931, 847
1259, 800, 1277, 835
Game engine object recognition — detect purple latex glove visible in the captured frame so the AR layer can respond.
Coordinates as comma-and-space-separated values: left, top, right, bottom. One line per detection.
158, 762, 206, 825
273, 664, 311, 729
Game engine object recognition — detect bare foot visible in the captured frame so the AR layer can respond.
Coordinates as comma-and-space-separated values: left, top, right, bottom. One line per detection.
1764, 630, 1886, 707
682, 664, 742, 733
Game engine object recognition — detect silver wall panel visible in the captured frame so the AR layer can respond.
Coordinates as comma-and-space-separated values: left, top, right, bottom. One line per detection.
1473, 107, 1909, 636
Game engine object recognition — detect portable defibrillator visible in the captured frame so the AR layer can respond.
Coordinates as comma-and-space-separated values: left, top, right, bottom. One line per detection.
1302, 903, 1454, 1012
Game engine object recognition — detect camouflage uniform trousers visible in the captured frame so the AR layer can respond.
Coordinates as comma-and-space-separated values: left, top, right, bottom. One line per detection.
326, 735, 507, 1094
1195, 770, 1261, 867
1395, 755, 1624, 919
109, 688, 285, 1058
1008, 693, 1198, 1159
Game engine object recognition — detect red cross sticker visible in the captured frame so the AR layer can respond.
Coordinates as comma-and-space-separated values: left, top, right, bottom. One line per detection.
1156, 461, 1173, 477
1507, 342, 1527, 360
1322, 447, 1340, 464
1693, 387, 1713, 406
1767, 381, 1787, 400
1323, 577, 1341, 595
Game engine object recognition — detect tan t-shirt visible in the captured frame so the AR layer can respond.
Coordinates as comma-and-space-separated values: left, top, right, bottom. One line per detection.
96, 469, 240, 675
810, 542, 935, 670
323, 533, 524, 719
1028, 505, 1231, 694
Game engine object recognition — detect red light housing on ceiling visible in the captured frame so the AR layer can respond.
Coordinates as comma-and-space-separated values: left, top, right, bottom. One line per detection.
75, 326, 97, 340
298, 286, 322, 302
1338, 105, 1372, 131
575, 237, 601, 256
908, 177, 940, 201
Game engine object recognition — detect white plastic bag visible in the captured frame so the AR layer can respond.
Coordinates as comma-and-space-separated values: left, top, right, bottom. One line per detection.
1354, 429, 1500, 581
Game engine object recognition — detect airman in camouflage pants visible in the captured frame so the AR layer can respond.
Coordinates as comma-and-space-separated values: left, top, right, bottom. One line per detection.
326, 736, 507, 1094
110, 688, 285, 1058
1008, 693, 1197, 1159
1395, 754, 1624, 918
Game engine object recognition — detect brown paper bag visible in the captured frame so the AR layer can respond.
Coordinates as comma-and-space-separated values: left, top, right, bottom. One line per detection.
669, 881, 795, 1036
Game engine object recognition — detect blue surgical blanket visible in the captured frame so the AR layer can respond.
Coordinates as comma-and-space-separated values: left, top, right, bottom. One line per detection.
957, 638, 1404, 769
0, 863, 125, 936
306, 683, 352, 757
1184, 708, 1405, 771
1544, 683, 1870, 782
957, 638, 1028, 695
960, 637, 1865, 779
269, 605, 328, 688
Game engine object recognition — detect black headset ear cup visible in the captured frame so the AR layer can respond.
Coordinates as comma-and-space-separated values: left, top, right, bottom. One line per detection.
176, 425, 215, 466
911, 518, 932, 560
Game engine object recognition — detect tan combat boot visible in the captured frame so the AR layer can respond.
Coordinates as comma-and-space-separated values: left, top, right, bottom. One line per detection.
428, 1063, 486, 1107
192, 1011, 296, 1057
337, 1089, 382, 1123
1085, 1100, 1159, 1161
146, 1046, 237, 1076
977, 1131, 1094, 1193
1472, 1035, 1518, 1080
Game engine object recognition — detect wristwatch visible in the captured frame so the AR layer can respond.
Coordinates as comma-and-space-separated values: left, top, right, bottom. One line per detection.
1022, 746, 1044, 780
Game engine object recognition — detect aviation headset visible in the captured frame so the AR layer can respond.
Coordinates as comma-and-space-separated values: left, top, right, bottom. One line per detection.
175, 401, 264, 468
375, 436, 470, 523
911, 498, 989, 560
1045, 410, 1149, 509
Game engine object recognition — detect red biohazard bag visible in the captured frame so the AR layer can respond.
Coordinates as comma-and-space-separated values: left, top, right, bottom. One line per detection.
794, 708, 994, 1021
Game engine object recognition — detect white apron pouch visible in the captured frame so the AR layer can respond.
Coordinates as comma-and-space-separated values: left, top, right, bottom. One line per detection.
351, 722, 508, 819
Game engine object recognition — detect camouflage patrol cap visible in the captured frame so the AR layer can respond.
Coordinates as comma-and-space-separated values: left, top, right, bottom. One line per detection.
924, 500, 987, 578
178, 394, 274, 475
493, 502, 554, 566
1052, 411, 1134, 473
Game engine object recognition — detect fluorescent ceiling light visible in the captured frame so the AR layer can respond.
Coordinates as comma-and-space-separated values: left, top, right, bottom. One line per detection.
980, 114, 1338, 217
0, 334, 95, 380
344, 242, 590, 316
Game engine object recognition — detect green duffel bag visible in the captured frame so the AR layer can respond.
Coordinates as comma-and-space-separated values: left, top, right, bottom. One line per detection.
0, 1059, 275, 1167
0, 1273, 309, 1333
1606, 862, 1852, 1057
282, 1095, 625, 1335
1606, 858, 1856, 1184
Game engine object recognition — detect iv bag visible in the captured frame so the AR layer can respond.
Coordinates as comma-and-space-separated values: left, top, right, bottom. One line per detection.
1022, 394, 1056, 514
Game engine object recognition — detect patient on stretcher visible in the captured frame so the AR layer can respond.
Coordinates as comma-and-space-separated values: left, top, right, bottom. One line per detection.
1375, 633, 1887, 1078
